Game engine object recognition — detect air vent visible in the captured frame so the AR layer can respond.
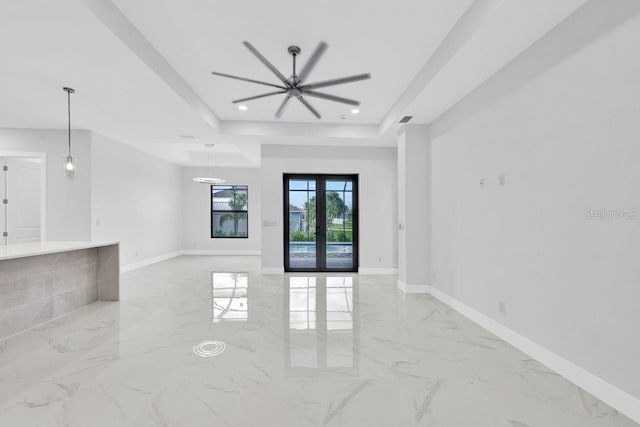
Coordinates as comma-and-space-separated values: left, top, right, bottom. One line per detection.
399, 116, 413, 124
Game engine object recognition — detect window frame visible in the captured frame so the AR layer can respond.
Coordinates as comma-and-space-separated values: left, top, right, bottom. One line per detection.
211, 184, 249, 239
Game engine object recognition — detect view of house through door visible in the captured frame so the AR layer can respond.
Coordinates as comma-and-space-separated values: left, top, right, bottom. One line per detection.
284, 174, 358, 272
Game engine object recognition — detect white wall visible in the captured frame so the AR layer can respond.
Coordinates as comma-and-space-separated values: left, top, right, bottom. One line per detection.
91, 133, 182, 266
261, 145, 397, 272
397, 125, 431, 288
430, 11, 640, 400
0, 128, 91, 240
182, 166, 261, 254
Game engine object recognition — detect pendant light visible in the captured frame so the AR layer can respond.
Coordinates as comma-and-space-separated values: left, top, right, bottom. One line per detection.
193, 143, 225, 184
63, 87, 76, 177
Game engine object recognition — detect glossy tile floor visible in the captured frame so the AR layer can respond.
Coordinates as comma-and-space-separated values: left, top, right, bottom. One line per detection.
0, 256, 636, 426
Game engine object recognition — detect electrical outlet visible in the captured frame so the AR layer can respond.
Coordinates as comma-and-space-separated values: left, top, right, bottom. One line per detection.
499, 174, 506, 186
432, 272, 436, 281
135, 251, 139, 258
499, 301, 506, 314
378, 257, 382, 263
480, 178, 485, 189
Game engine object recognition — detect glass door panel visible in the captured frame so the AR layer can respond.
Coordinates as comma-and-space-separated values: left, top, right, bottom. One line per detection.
288, 179, 317, 269
325, 179, 355, 270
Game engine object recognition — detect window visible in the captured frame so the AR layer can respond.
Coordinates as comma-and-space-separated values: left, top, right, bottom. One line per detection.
211, 185, 248, 238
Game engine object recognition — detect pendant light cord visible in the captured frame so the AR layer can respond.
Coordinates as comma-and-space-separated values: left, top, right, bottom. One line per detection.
207, 144, 214, 175
63, 87, 74, 158
67, 89, 71, 157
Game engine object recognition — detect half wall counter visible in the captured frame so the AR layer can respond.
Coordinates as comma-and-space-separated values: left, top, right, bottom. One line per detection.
0, 241, 119, 340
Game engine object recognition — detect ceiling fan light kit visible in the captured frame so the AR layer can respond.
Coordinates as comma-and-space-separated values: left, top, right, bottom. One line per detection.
193, 143, 225, 185
211, 41, 371, 119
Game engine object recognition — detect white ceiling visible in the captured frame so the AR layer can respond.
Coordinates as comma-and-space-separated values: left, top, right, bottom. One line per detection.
0, 0, 590, 166
110, 0, 473, 124
408, 0, 588, 123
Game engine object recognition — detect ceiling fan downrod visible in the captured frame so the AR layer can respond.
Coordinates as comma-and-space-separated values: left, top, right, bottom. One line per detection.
288, 45, 300, 83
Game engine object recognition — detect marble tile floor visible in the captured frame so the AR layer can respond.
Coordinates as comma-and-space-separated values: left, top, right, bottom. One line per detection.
0, 255, 636, 426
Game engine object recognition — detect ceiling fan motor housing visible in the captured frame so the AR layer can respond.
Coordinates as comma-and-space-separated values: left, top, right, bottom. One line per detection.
288, 46, 301, 56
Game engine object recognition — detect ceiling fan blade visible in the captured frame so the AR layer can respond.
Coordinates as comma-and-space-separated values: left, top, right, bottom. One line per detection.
211, 71, 287, 89
297, 96, 321, 119
243, 41, 291, 87
232, 90, 288, 104
303, 90, 360, 106
275, 95, 292, 119
296, 41, 328, 84
301, 73, 371, 90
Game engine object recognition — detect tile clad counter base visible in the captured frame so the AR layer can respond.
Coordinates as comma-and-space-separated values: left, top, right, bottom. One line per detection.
0, 245, 119, 341
97, 245, 119, 301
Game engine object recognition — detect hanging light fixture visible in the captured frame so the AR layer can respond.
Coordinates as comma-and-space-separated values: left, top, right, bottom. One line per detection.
193, 143, 225, 184
63, 87, 76, 177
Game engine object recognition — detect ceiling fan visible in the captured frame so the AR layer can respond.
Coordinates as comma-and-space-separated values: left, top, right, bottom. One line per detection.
211, 41, 371, 119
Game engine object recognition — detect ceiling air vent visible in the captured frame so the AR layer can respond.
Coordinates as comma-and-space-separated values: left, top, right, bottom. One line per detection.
399, 116, 413, 124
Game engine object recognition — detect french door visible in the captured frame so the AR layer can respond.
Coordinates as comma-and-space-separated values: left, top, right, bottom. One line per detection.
284, 174, 358, 272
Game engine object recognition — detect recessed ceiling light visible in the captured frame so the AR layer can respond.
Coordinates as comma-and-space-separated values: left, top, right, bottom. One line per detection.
180, 135, 196, 139
238, 105, 248, 111
340, 115, 348, 120
350, 108, 360, 115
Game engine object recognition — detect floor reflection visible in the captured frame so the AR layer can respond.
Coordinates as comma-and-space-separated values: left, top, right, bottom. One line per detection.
212, 272, 248, 322
285, 275, 358, 376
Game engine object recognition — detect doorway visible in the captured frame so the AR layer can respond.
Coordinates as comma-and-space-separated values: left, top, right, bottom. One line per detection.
283, 174, 358, 272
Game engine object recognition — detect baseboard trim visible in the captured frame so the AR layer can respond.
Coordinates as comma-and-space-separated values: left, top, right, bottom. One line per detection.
121, 251, 182, 273
181, 250, 262, 256
262, 267, 285, 275
359, 268, 398, 275
426, 285, 640, 424
397, 279, 430, 294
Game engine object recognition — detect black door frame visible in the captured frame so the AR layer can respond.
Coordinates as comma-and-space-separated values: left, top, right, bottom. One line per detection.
283, 173, 359, 272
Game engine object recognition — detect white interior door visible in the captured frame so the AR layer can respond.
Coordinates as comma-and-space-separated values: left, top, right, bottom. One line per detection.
0, 158, 7, 246
6, 158, 41, 244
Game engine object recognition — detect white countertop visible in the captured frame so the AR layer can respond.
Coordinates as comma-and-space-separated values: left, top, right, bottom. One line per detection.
0, 241, 119, 261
